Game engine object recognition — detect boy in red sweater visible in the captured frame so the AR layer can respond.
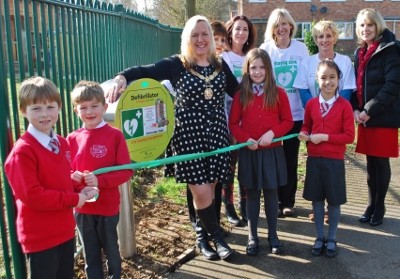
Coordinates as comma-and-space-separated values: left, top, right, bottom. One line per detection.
4, 76, 92, 279
67, 80, 133, 278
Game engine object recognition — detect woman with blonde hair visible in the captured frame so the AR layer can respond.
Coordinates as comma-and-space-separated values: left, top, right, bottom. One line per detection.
260, 8, 309, 218
352, 8, 400, 226
108, 15, 239, 260
294, 20, 356, 105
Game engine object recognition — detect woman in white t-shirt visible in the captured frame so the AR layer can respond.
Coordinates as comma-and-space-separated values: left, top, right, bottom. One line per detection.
293, 20, 356, 106
260, 8, 309, 219
221, 15, 257, 226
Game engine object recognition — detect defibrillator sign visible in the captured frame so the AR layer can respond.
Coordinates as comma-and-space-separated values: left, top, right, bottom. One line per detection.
115, 79, 175, 162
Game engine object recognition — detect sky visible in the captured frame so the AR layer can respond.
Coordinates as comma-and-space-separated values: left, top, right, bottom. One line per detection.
136, 0, 153, 12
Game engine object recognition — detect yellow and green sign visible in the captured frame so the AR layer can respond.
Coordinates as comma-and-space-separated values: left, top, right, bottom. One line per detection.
115, 79, 175, 162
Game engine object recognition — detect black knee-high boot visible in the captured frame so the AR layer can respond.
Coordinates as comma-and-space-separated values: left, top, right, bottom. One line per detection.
222, 183, 241, 226
195, 217, 218, 260
196, 204, 233, 260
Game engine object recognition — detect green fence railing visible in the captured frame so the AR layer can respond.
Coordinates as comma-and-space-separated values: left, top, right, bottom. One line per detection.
0, 0, 181, 278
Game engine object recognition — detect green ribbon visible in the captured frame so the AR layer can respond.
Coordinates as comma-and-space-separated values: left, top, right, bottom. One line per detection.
93, 133, 299, 175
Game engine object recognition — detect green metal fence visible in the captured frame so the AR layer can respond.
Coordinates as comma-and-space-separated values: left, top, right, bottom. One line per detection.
0, 0, 181, 277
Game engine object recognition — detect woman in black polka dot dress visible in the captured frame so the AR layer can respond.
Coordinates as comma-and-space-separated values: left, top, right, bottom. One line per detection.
108, 15, 238, 260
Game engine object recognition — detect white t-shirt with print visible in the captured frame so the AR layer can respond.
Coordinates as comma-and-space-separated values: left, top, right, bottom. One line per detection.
293, 52, 356, 98
221, 51, 246, 121
222, 51, 246, 83
260, 39, 309, 121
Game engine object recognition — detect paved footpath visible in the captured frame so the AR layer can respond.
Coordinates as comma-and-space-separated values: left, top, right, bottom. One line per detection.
169, 151, 400, 279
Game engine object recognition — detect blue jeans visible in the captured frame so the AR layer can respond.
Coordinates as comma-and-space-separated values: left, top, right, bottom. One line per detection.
75, 213, 120, 279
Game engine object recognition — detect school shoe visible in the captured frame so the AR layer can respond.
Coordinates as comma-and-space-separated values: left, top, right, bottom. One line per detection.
268, 237, 283, 254
311, 237, 326, 256
325, 239, 337, 258
246, 239, 259, 256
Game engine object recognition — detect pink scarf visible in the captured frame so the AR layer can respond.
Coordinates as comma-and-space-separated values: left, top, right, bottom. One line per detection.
356, 41, 379, 106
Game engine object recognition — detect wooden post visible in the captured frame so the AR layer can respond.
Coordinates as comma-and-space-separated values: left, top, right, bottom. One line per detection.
102, 79, 136, 257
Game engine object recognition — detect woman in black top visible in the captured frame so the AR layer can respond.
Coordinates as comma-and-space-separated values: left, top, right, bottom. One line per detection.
108, 15, 238, 260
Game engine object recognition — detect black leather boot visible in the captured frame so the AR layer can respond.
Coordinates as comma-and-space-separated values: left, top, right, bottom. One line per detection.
225, 204, 242, 226
222, 183, 242, 226
240, 200, 248, 223
195, 218, 218, 260
197, 204, 233, 260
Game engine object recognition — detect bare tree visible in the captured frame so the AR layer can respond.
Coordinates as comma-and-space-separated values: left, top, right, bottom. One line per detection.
105, 0, 138, 11
186, 0, 195, 21
152, 0, 233, 27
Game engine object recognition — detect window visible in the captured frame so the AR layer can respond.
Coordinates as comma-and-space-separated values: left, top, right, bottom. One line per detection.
336, 22, 354, 40
285, 0, 311, 2
295, 22, 311, 40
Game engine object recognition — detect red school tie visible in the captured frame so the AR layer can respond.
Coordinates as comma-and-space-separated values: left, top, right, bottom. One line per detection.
320, 102, 329, 117
49, 138, 60, 154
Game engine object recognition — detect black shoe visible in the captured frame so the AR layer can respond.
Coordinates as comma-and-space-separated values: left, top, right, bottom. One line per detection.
212, 235, 233, 260
196, 240, 218, 260
359, 214, 371, 223
311, 237, 325, 256
268, 237, 283, 254
359, 206, 374, 223
325, 239, 337, 258
370, 206, 386, 227
246, 239, 259, 256
225, 204, 242, 226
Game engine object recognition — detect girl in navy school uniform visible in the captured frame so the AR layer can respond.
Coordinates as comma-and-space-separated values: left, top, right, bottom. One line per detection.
229, 48, 293, 256
299, 59, 355, 257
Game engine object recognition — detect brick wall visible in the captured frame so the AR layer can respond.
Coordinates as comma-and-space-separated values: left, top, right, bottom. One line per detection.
239, 0, 400, 57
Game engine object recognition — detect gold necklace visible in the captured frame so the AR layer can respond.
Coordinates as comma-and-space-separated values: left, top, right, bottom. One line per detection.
188, 68, 220, 100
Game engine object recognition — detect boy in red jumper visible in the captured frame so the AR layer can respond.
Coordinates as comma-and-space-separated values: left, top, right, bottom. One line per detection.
299, 59, 354, 258
5, 76, 91, 279
67, 80, 133, 279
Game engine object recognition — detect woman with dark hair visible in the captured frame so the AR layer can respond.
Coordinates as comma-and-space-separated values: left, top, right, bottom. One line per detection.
352, 8, 400, 227
221, 15, 257, 226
